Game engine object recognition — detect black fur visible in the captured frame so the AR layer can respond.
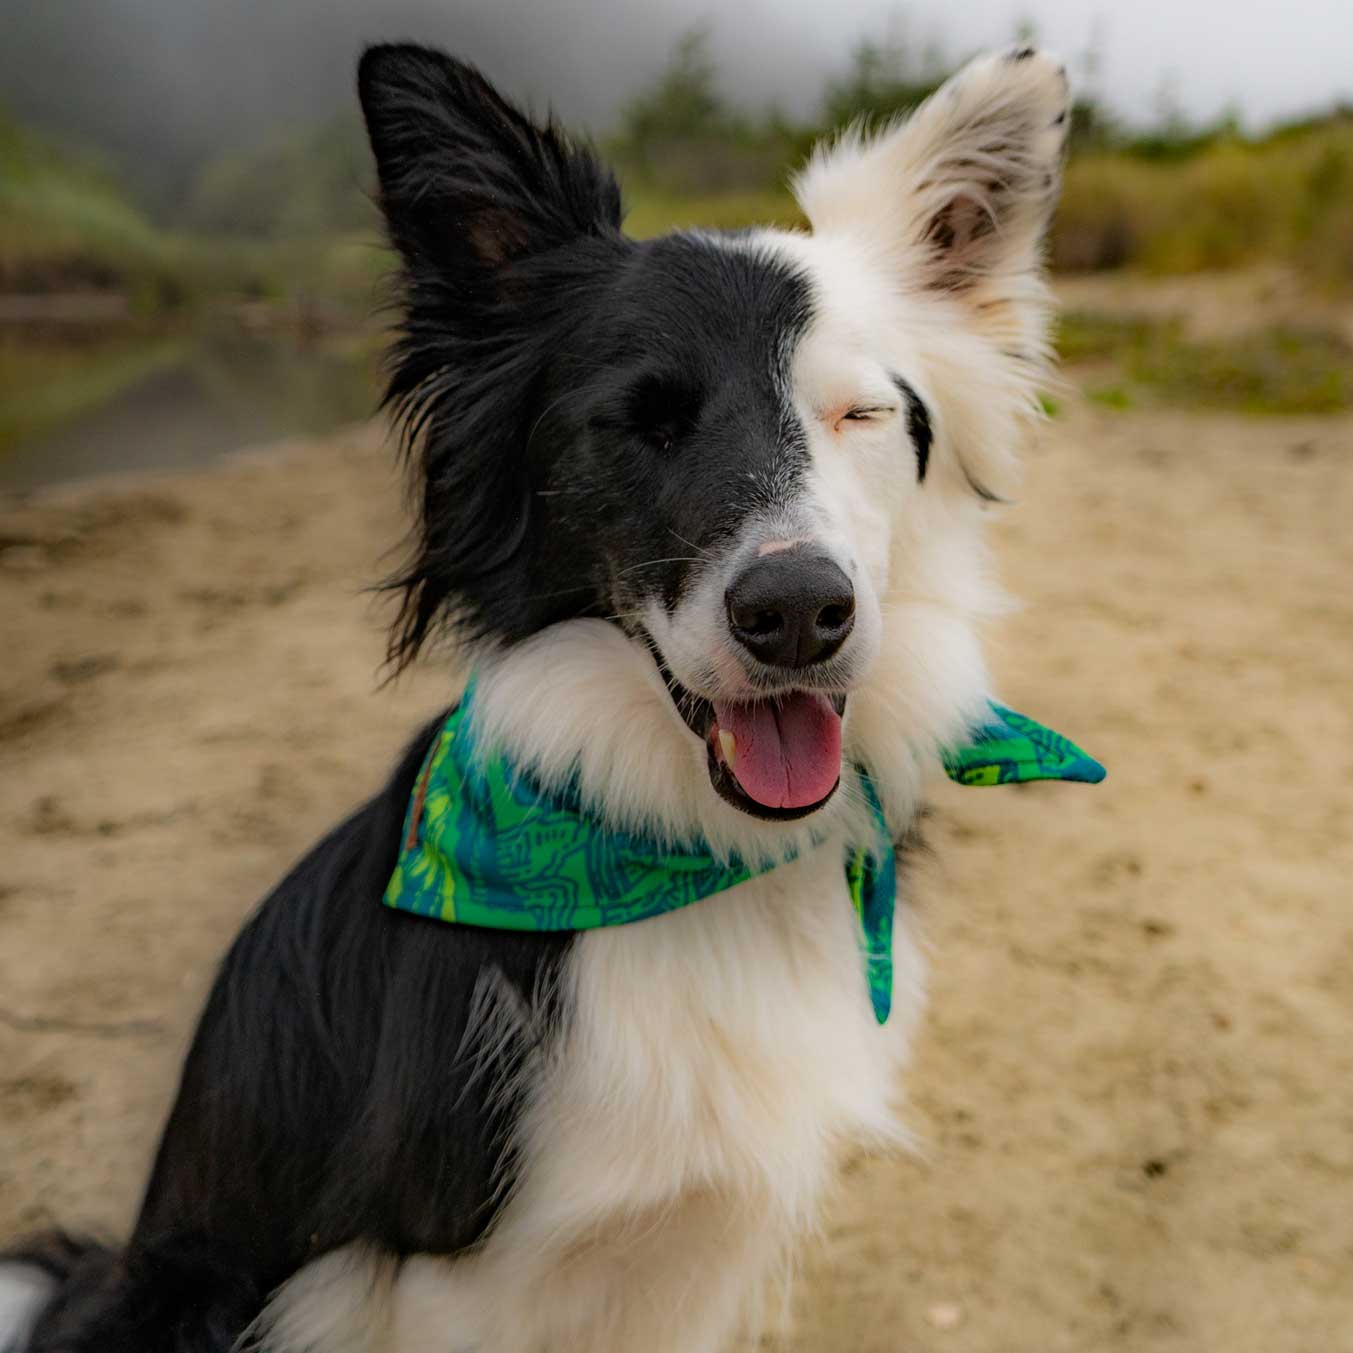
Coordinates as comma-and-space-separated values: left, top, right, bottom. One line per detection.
13, 714, 574, 1351
361, 44, 628, 666
890, 374, 932, 481
9, 1232, 263, 1353
362, 46, 815, 664
5, 43, 825, 1351
135, 711, 573, 1268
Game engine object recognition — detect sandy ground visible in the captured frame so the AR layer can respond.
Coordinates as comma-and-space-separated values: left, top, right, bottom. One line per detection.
2, 323, 1352, 1349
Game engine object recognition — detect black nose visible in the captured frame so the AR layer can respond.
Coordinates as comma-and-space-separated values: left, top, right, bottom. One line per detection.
725, 548, 856, 668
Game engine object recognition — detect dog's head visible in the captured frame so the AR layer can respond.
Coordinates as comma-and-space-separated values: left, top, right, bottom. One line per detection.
359, 44, 1068, 844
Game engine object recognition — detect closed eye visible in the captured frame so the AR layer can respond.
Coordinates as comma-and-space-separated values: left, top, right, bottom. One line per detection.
624, 373, 703, 453
833, 404, 897, 432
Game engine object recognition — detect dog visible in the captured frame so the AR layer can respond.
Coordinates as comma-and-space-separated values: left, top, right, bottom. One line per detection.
0, 41, 1070, 1353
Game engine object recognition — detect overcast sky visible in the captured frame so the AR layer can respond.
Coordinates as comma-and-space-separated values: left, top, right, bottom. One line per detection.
2, 0, 1348, 199
839, 0, 1353, 128
629, 0, 1352, 130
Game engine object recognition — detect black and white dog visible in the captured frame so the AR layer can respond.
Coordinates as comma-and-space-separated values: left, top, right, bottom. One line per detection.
1, 42, 1069, 1353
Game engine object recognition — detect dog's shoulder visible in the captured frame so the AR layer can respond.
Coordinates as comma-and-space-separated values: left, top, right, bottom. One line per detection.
135, 708, 575, 1278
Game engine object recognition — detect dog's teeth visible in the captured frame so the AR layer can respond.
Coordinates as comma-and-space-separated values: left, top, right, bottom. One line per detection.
718, 729, 737, 769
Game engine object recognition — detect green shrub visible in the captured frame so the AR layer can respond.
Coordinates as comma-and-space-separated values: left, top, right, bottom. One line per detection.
1057, 309, 1353, 414
1054, 119, 1353, 286
1131, 325, 1353, 414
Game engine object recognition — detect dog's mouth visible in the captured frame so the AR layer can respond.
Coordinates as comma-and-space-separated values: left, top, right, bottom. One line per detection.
655, 659, 845, 821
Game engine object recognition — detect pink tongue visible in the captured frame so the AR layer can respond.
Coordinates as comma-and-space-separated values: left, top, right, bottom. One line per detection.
713, 693, 842, 810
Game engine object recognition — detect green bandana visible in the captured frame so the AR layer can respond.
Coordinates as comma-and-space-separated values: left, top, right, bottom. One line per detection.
383, 684, 1104, 1024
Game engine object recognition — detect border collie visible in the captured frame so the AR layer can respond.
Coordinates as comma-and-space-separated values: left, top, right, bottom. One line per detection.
1, 42, 1070, 1353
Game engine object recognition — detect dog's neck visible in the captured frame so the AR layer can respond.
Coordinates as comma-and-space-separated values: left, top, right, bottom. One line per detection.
464, 614, 987, 864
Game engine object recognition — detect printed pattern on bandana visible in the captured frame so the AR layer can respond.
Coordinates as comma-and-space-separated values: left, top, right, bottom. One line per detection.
846, 772, 897, 1024
384, 701, 759, 931
383, 684, 1103, 1026
941, 703, 1106, 787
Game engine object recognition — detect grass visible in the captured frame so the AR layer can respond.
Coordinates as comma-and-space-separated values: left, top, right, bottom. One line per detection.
1057, 309, 1353, 414
1130, 325, 1353, 414
1086, 384, 1136, 411
1054, 311, 1165, 364
622, 187, 800, 238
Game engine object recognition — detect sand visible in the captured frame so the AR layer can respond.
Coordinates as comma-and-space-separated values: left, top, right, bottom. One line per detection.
2, 308, 1351, 1349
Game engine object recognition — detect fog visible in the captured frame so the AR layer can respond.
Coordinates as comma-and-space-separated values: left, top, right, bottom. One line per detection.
4, 0, 849, 202
3, 0, 1350, 208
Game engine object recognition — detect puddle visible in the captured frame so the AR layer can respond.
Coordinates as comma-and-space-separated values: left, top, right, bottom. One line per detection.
0, 330, 384, 491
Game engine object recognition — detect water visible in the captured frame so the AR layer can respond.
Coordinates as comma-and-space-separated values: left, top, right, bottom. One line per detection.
0, 330, 384, 492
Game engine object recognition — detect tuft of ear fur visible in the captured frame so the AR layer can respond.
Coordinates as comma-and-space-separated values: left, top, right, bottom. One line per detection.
793, 46, 1069, 301
359, 44, 622, 278
358, 44, 625, 668
795, 47, 1071, 502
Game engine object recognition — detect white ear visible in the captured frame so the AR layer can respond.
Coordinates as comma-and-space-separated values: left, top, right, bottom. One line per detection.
793, 47, 1070, 301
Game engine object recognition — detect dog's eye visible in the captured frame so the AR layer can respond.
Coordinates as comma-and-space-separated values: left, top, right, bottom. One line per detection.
834, 404, 897, 432
629, 375, 700, 453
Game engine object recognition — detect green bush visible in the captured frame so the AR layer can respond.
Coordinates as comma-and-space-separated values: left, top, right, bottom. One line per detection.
182, 116, 374, 239
1054, 118, 1353, 285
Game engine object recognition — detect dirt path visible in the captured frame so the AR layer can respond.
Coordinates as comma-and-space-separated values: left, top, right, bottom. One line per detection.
2, 382, 1351, 1348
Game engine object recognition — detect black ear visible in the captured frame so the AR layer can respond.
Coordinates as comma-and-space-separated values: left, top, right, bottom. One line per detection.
358, 43, 622, 276
357, 46, 625, 671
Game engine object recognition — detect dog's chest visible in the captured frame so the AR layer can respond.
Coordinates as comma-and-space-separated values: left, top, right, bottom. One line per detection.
517, 846, 922, 1223
253, 853, 922, 1353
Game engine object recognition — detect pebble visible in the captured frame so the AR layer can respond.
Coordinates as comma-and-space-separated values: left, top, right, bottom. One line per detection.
926, 1302, 964, 1330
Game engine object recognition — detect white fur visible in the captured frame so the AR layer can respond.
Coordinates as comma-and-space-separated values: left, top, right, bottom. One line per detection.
254, 47, 1066, 1353
0, 1266, 56, 1353
254, 856, 924, 1353
792, 47, 1067, 501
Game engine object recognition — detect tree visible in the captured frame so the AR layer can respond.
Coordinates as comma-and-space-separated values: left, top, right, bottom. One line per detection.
821, 34, 945, 130
617, 28, 727, 175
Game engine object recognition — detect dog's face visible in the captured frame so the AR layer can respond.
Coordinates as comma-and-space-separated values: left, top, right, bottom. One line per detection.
359, 45, 1067, 828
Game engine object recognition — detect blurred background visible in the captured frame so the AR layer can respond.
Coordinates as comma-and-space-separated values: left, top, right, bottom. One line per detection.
2, 4, 1351, 1351
3, 0, 1353, 484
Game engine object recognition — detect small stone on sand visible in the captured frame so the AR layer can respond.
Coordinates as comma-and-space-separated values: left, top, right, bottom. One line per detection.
926, 1302, 964, 1330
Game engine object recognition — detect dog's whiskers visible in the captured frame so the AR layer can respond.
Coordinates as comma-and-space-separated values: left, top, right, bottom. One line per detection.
614, 557, 703, 577
510, 584, 595, 603
667, 530, 714, 560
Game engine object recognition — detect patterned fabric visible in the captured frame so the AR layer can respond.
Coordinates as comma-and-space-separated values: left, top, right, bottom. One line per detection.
384, 697, 760, 931
383, 682, 1103, 1025
845, 776, 896, 1024
941, 702, 1106, 786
